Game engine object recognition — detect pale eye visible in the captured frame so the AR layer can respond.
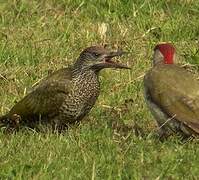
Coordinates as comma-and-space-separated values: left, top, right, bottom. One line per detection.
93, 53, 100, 57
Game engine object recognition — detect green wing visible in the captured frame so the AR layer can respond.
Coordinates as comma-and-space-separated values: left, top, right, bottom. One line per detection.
145, 64, 199, 134
8, 68, 72, 119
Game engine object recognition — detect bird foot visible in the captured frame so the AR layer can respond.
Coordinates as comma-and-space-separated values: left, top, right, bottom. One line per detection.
10, 114, 21, 128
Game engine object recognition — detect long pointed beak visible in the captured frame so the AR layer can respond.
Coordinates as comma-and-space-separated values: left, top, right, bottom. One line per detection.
103, 50, 131, 69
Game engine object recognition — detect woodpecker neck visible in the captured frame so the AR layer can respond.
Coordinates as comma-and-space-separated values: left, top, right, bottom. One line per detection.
72, 64, 98, 78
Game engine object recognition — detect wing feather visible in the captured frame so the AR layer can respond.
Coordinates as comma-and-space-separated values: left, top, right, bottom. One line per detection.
8, 68, 72, 119
145, 64, 199, 134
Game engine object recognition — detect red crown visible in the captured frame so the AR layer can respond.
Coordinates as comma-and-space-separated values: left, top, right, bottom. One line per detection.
154, 43, 175, 64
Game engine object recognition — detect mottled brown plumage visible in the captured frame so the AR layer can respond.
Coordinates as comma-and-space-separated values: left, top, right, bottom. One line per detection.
0, 46, 129, 130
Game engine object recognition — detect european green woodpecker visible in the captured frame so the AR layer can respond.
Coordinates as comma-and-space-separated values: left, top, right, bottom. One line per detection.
144, 43, 199, 138
0, 46, 129, 131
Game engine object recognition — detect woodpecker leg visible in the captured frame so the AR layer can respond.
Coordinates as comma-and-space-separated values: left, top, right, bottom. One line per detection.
157, 127, 171, 141
10, 114, 21, 129
47, 115, 69, 133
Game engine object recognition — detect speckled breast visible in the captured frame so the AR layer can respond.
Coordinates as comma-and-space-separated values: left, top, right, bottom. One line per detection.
59, 72, 100, 123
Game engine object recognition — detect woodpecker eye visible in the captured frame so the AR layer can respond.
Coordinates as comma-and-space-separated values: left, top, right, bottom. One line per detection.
93, 53, 100, 57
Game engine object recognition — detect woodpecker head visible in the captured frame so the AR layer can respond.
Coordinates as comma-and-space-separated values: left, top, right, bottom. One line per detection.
75, 46, 130, 72
153, 43, 176, 66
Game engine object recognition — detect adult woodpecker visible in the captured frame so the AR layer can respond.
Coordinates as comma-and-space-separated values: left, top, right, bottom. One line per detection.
144, 43, 199, 138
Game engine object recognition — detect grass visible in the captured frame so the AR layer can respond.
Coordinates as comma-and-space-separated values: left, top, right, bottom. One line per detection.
0, 0, 199, 179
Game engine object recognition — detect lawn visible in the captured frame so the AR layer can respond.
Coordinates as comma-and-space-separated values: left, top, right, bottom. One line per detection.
0, 0, 199, 179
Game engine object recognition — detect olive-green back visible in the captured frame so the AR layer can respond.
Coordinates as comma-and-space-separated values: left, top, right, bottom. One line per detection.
144, 64, 199, 133
8, 68, 72, 119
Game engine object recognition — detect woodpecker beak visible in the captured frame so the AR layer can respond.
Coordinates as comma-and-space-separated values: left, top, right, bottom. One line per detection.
102, 50, 130, 69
